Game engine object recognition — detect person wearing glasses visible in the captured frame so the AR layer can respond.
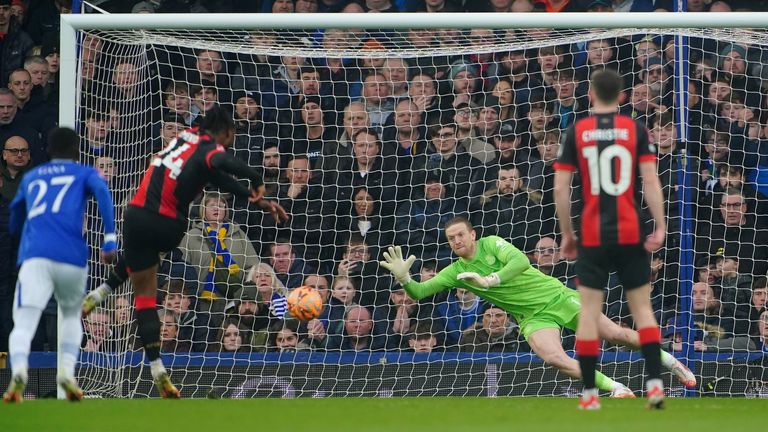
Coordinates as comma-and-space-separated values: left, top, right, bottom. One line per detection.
1, 135, 30, 201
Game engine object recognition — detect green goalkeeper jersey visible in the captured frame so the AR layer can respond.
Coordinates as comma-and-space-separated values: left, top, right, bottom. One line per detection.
403, 236, 570, 324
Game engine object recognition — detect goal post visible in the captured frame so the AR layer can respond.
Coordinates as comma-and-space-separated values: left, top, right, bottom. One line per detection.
57, 11, 768, 398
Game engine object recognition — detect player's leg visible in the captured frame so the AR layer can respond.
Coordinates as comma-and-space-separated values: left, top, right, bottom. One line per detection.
575, 285, 605, 408
526, 326, 630, 396
52, 262, 89, 401
82, 256, 129, 318
4, 259, 54, 403
596, 313, 696, 388
625, 284, 665, 409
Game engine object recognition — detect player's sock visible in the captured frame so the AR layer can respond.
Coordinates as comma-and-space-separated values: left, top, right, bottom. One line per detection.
8, 305, 43, 380
576, 339, 600, 390
594, 371, 617, 392
105, 259, 129, 292
58, 305, 83, 380
638, 326, 662, 380
134, 296, 162, 363
150, 359, 167, 379
659, 349, 676, 369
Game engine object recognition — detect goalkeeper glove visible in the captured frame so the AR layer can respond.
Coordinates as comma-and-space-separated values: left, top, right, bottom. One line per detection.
457, 272, 500, 289
380, 246, 416, 286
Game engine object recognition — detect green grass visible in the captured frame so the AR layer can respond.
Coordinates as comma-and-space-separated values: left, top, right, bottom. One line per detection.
1, 397, 764, 432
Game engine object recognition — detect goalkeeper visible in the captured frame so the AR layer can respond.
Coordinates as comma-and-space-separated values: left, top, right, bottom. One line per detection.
380, 217, 696, 396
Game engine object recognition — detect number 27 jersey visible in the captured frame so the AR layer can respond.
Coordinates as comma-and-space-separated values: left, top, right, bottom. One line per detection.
553, 113, 656, 247
129, 127, 226, 221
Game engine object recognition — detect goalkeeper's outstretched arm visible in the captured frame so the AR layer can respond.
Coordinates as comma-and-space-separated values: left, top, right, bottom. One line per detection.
380, 246, 452, 301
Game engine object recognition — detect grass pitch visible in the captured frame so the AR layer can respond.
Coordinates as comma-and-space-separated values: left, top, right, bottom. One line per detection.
1, 397, 763, 432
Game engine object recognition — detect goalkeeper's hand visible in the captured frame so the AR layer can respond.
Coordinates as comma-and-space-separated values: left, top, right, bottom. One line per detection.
380, 246, 416, 286
457, 272, 500, 289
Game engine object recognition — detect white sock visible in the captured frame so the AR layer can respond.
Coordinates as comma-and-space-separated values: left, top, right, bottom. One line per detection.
9, 306, 43, 380
659, 350, 676, 369
58, 305, 83, 381
150, 359, 166, 379
583, 388, 599, 398
646, 378, 664, 391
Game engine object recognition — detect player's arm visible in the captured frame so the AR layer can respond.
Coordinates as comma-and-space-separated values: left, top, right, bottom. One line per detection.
8, 180, 27, 235
379, 246, 452, 300
637, 122, 666, 251
86, 171, 118, 259
209, 151, 264, 191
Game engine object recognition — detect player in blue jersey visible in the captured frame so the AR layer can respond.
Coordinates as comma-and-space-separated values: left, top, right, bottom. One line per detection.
3, 127, 117, 403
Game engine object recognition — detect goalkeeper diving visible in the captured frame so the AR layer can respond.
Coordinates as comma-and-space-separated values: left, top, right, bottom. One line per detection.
380, 217, 696, 396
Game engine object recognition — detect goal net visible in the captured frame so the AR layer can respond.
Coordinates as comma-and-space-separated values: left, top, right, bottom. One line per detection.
65, 15, 768, 398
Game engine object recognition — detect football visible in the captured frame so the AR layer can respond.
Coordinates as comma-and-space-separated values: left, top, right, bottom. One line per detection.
286, 286, 324, 321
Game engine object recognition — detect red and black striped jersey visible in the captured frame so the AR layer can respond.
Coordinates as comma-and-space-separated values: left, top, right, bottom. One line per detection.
129, 128, 226, 221
553, 113, 656, 247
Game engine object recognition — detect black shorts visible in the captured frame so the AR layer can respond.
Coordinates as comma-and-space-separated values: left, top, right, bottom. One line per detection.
123, 206, 186, 273
575, 244, 650, 291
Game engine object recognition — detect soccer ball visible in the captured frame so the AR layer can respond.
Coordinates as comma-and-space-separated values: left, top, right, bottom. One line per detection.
286, 286, 324, 321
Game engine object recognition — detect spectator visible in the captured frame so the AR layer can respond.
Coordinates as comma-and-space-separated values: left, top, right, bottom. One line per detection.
459, 306, 525, 353
0, 0, 33, 83
189, 81, 219, 125
181, 191, 259, 301
550, 69, 588, 128
532, 236, 575, 288
157, 113, 187, 151
489, 78, 516, 122
23, 56, 51, 101
381, 57, 410, 100
336, 186, 395, 256
159, 308, 190, 353
161, 81, 192, 125
275, 155, 337, 265
489, 124, 545, 193
300, 274, 333, 349
357, 72, 394, 133
395, 171, 467, 266
269, 237, 317, 290
0, 87, 43, 163
285, 96, 338, 168
453, 102, 496, 164
718, 43, 761, 110
233, 283, 263, 333
0, 135, 31, 201
715, 250, 753, 326
193, 49, 231, 103
436, 287, 483, 347
268, 320, 311, 353
334, 234, 395, 306
336, 128, 399, 215
82, 309, 112, 353
321, 101, 368, 178
161, 279, 196, 342
696, 187, 768, 276
211, 319, 250, 353
248, 262, 289, 324
446, 60, 479, 110
373, 284, 438, 350
474, 97, 502, 144
407, 321, 440, 353
407, 72, 441, 128
734, 276, 767, 335
752, 309, 768, 352
271, 0, 296, 13
262, 54, 307, 123
382, 98, 428, 174
412, 122, 486, 203
470, 165, 542, 252
654, 111, 688, 248
231, 30, 279, 92
327, 305, 386, 351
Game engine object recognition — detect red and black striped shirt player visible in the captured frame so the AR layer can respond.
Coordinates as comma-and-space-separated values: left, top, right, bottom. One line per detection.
555, 114, 656, 248
552, 69, 669, 409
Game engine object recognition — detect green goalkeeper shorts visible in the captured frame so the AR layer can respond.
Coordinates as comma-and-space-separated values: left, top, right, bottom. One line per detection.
519, 289, 581, 339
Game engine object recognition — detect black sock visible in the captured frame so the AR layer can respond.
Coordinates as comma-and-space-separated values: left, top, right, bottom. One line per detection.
105, 257, 129, 290
641, 342, 662, 381
579, 356, 598, 389
136, 308, 161, 361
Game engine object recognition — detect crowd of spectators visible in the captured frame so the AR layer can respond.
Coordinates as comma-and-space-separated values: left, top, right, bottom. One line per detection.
2, 0, 768, 357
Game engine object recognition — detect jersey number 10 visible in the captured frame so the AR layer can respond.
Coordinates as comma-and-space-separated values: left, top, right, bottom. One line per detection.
582, 145, 632, 196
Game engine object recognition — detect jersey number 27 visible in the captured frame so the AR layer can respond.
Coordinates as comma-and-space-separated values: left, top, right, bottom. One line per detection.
27, 175, 75, 219
582, 145, 632, 196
